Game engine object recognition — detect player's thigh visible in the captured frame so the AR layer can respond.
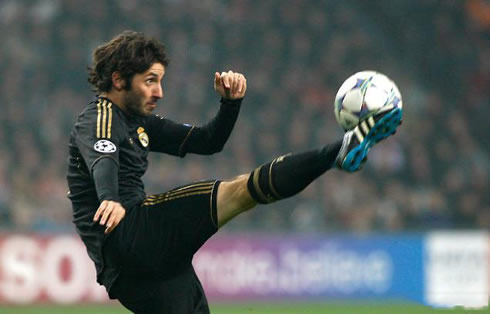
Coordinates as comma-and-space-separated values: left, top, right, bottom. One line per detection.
216, 174, 256, 228
121, 180, 220, 273
115, 266, 210, 314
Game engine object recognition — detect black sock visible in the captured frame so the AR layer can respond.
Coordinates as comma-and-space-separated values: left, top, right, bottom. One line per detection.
247, 141, 342, 204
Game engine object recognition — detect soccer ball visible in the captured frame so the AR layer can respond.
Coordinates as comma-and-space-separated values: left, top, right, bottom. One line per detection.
334, 71, 402, 130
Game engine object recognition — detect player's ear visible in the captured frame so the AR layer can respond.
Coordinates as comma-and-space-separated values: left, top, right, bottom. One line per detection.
111, 72, 126, 91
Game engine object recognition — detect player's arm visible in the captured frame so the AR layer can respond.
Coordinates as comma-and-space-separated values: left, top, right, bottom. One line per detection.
147, 71, 246, 156
92, 159, 125, 234
75, 103, 126, 233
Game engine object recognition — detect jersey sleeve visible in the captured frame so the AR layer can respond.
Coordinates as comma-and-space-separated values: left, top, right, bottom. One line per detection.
146, 98, 242, 157
74, 100, 125, 174
146, 114, 194, 157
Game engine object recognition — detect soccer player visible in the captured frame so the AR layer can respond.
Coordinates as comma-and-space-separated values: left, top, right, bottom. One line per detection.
67, 31, 402, 313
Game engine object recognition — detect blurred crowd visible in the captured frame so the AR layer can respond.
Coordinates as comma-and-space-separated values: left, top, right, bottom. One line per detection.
0, 0, 488, 233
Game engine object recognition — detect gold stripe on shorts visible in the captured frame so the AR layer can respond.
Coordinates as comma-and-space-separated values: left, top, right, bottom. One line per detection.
167, 181, 214, 195
145, 186, 214, 203
143, 182, 214, 206
143, 189, 213, 206
145, 182, 214, 200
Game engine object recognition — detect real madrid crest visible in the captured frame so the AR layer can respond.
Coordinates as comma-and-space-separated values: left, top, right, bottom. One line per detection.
137, 127, 149, 147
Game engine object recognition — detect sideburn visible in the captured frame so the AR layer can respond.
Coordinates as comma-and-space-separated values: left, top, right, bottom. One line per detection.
123, 76, 133, 91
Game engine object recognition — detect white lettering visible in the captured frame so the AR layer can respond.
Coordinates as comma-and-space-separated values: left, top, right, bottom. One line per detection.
0, 236, 40, 303
195, 246, 394, 296
42, 237, 88, 303
0, 235, 109, 304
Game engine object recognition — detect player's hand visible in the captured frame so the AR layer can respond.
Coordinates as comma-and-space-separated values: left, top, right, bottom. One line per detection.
93, 200, 126, 234
214, 71, 247, 100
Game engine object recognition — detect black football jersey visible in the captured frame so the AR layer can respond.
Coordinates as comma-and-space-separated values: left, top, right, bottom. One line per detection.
66, 95, 241, 289
67, 96, 194, 210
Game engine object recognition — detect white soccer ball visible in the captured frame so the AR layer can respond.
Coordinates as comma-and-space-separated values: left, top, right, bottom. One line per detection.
334, 71, 402, 130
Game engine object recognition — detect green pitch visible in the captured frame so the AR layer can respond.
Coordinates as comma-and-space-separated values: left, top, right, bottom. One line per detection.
0, 302, 488, 314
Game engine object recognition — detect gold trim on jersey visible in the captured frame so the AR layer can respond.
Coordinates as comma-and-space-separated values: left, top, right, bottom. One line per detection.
101, 100, 107, 138
96, 100, 102, 138
96, 99, 113, 139
178, 125, 195, 156
107, 102, 112, 138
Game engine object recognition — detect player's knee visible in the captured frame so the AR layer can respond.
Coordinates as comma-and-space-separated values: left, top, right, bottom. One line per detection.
217, 174, 256, 227
225, 174, 256, 210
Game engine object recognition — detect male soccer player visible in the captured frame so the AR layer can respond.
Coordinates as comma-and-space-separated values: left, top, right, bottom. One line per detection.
67, 30, 402, 313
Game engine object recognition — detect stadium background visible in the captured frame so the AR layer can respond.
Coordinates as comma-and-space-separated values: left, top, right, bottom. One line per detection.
0, 0, 488, 313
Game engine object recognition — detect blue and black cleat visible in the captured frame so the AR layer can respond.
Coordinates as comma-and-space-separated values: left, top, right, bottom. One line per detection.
336, 107, 403, 172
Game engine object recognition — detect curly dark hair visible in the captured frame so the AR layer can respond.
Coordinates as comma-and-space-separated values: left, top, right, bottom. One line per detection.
88, 30, 169, 92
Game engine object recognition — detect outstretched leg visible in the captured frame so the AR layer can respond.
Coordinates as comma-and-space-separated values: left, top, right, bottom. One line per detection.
216, 107, 402, 228
217, 142, 342, 227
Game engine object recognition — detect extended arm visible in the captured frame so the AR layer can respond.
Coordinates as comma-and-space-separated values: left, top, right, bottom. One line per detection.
148, 71, 247, 156
179, 97, 242, 155
187, 71, 246, 153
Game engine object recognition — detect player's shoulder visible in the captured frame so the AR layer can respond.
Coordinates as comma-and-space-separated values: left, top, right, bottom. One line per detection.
77, 97, 123, 123
149, 113, 165, 120
74, 97, 128, 141
145, 114, 192, 129
145, 113, 168, 126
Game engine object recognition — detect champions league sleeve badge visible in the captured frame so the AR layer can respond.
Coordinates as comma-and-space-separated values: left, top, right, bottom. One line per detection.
94, 140, 117, 153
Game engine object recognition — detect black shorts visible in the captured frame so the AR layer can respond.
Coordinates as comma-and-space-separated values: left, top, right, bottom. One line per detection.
113, 265, 209, 314
107, 180, 220, 313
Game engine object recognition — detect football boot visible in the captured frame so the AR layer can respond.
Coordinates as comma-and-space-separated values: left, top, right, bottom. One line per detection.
336, 107, 403, 172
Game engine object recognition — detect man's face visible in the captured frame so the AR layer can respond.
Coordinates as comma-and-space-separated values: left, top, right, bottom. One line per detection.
122, 63, 165, 117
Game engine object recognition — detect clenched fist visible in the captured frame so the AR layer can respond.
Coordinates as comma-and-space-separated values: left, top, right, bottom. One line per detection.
214, 70, 247, 100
